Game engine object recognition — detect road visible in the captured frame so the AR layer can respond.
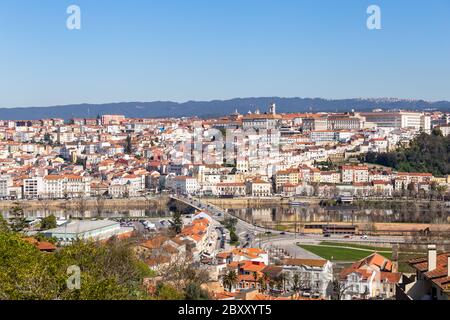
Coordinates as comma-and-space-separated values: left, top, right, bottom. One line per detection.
170, 195, 410, 258
171, 195, 269, 246
260, 237, 322, 259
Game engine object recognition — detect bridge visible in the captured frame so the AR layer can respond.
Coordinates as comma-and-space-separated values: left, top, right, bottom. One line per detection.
169, 194, 413, 259
169, 195, 272, 245
169, 195, 206, 212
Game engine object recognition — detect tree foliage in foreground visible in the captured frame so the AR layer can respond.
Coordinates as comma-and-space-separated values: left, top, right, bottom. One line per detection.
0, 232, 153, 300
363, 129, 450, 177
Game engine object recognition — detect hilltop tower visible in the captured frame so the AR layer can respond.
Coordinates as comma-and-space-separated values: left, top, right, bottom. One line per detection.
269, 103, 277, 115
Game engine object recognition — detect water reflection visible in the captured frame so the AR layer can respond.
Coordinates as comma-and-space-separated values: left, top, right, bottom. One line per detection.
1, 209, 171, 220
226, 204, 450, 225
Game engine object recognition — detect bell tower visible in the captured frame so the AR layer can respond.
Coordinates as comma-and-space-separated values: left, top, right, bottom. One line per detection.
269, 103, 277, 115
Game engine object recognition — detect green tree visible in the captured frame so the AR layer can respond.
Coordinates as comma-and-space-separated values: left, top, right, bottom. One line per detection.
155, 283, 185, 300
363, 132, 450, 177
258, 277, 267, 293
222, 270, 238, 292
0, 232, 60, 300
184, 282, 210, 300
9, 202, 27, 232
40, 215, 57, 230
43, 133, 54, 146
0, 215, 9, 233
229, 230, 239, 245
0, 233, 152, 300
171, 211, 183, 235
292, 274, 300, 293
223, 217, 238, 230
125, 135, 133, 154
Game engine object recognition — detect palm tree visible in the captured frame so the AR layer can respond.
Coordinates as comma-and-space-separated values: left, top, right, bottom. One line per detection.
252, 271, 259, 290
222, 270, 238, 292
277, 273, 288, 292
292, 274, 300, 293
259, 273, 270, 293
258, 277, 266, 293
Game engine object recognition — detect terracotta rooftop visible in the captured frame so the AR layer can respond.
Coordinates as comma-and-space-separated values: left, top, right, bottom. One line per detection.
283, 258, 328, 268
409, 252, 450, 291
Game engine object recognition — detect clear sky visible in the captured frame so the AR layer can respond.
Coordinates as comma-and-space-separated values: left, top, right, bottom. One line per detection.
0, 0, 449, 108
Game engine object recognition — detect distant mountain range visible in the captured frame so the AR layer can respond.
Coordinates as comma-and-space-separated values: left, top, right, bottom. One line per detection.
1, 97, 449, 120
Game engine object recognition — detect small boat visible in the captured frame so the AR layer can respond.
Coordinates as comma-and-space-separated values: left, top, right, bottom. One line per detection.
289, 201, 308, 206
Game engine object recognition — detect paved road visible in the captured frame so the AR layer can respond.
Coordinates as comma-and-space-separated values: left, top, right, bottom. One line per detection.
261, 238, 322, 260
170, 195, 412, 251
171, 195, 269, 245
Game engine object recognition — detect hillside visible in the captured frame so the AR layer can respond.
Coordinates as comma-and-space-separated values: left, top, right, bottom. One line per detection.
0, 97, 449, 120
363, 129, 450, 177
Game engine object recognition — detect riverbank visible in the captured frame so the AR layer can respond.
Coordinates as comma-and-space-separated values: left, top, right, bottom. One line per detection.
201, 196, 320, 208
0, 196, 170, 211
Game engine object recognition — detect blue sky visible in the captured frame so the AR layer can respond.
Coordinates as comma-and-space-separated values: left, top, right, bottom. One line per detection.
0, 0, 449, 108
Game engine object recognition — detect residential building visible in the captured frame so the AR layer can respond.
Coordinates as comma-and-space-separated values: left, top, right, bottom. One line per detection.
282, 258, 334, 298
405, 245, 450, 300
340, 253, 402, 300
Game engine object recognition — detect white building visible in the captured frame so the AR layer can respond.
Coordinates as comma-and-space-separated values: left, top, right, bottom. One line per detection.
340, 253, 402, 300
23, 177, 44, 199
0, 175, 12, 198
282, 258, 334, 299
341, 165, 369, 184
246, 179, 272, 197
42, 220, 133, 245
361, 112, 431, 133
43, 175, 91, 199
174, 176, 200, 195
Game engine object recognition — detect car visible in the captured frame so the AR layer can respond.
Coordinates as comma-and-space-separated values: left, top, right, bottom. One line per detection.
361, 235, 368, 240
302, 292, 311, 297
280, 232, 286, 235
344, 235, 351, 239
323, 233, 331, 238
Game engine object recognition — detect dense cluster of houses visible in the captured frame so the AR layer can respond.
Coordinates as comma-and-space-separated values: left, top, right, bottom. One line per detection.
26, 206, 449, 300
0, 107, 448, 201
136, 211, 449, 300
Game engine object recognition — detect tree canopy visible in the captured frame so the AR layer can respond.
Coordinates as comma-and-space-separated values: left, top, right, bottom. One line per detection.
363, 130, 450, 177
0, 232, 152, 300
40, 215, 57, 230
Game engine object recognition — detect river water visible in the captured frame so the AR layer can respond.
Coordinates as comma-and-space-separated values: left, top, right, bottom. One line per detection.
2, 202, 449, 225
225, 204, 450, 225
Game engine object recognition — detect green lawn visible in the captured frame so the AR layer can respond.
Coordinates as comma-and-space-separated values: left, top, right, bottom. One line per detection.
398, 252, 426, 273
300, 243, 423, 274
299, 244, 392, 262
319, 242, 392, 252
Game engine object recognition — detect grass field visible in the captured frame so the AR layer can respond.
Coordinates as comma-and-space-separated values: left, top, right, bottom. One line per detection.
298, 244, 392, 262
299, 243, 421, 273
319, 242, 392, 252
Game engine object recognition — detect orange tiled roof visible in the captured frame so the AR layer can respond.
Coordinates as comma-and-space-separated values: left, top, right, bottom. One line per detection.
239, 260, 266, 273
352, 253, 393, 272
409, 252, 450, 291
283, 258, 328, 268
140, 236, 170, 250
